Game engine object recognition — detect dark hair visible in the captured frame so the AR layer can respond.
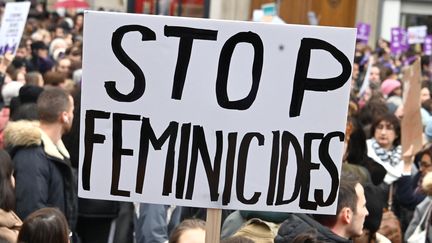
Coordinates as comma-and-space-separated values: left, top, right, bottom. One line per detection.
0, 150, 15, 211
37, 87, 70, 123
313, 173, 359, 227
421, 80, 431, 91
421, 55, 430, 67
380, 65, 394, 82
346, 117, 367, 165
169, 219, 206, 243
357, 98, 389, 130
65, 43, 82, 57
415, 145, 432, 165
43, 71, 66, 87
17, 207, 69, 243
370, 113, 401, 146
423, 98, 432, 113
11, 103, 39, 121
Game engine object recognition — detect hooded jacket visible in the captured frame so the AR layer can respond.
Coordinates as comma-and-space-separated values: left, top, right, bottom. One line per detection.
3, 120, 77, 230
274, 213, 352, 243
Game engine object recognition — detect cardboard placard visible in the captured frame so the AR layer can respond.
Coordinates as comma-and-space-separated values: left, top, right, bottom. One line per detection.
408, 25, 427, 45
391, 27, 408, 55
79, 11, 356, 214
0, 2, 30, 56
356, 22, 370, 44
402, 59, 423, 159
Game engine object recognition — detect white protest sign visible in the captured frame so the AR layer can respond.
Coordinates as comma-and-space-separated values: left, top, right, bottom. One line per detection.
79, 11, 356, 214
0, 2, 30, 56
408, 25, 427, 44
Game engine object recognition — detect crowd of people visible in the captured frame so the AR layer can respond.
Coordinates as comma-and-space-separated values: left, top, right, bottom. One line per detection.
2, 2, 432, 243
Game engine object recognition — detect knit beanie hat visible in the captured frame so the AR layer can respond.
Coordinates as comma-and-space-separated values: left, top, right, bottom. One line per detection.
381, 79, 401, 96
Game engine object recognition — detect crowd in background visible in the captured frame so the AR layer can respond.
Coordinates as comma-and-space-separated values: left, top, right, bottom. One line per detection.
2, 2, 432, 243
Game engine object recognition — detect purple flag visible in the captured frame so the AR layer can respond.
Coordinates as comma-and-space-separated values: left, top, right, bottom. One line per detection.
424, 35, 432, 55
356, 22, 370, 43
391, 27, 408, 55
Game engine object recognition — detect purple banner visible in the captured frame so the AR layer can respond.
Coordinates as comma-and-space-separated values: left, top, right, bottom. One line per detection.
356, 22, 370, 43
391, 27, 408, 55
424, 35, 432, 55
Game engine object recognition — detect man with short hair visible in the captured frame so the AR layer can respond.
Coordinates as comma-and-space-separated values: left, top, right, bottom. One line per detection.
4, 87, 77, 230
55, 57, 72, 78
275, 175, 369, 242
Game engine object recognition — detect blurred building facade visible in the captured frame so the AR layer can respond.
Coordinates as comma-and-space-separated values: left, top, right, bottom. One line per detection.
36, 0, 432, 48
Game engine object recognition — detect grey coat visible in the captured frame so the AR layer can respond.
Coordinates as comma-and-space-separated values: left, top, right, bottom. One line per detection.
405, 197, 432, 242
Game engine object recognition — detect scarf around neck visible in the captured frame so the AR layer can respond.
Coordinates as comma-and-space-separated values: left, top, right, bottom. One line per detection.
371, 138, 402, 166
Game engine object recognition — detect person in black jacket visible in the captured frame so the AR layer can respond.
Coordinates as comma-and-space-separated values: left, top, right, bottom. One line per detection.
394, 145, 432, 231
3, 87, 77, 232
275, 175, 368, 243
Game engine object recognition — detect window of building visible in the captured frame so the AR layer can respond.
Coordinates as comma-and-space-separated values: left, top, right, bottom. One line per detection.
134, 0, 209, 18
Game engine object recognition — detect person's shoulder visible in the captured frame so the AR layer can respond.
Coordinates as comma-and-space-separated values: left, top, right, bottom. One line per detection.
4, 121, 41, 148
276, 214, 351, 243
13, 145, 47, 169
275, 214, 306, 243
416, 197, 432, 212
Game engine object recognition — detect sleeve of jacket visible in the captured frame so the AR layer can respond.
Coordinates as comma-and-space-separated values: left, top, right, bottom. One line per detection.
396, 174, 425, 209
135, 203, 169, 243
405, 197, 431, 241
14, 148, 50, 220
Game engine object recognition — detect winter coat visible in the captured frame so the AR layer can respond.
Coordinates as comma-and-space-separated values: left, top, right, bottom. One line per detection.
3, 121, 78, 230
0, 209, 22, 243
275, 213, 352, 243
395, 173, 425, 210
366, 139, 403, 184
405, 197, 432, 242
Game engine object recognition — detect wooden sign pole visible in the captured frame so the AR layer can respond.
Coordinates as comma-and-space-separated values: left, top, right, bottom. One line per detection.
205, 208, 222, 243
